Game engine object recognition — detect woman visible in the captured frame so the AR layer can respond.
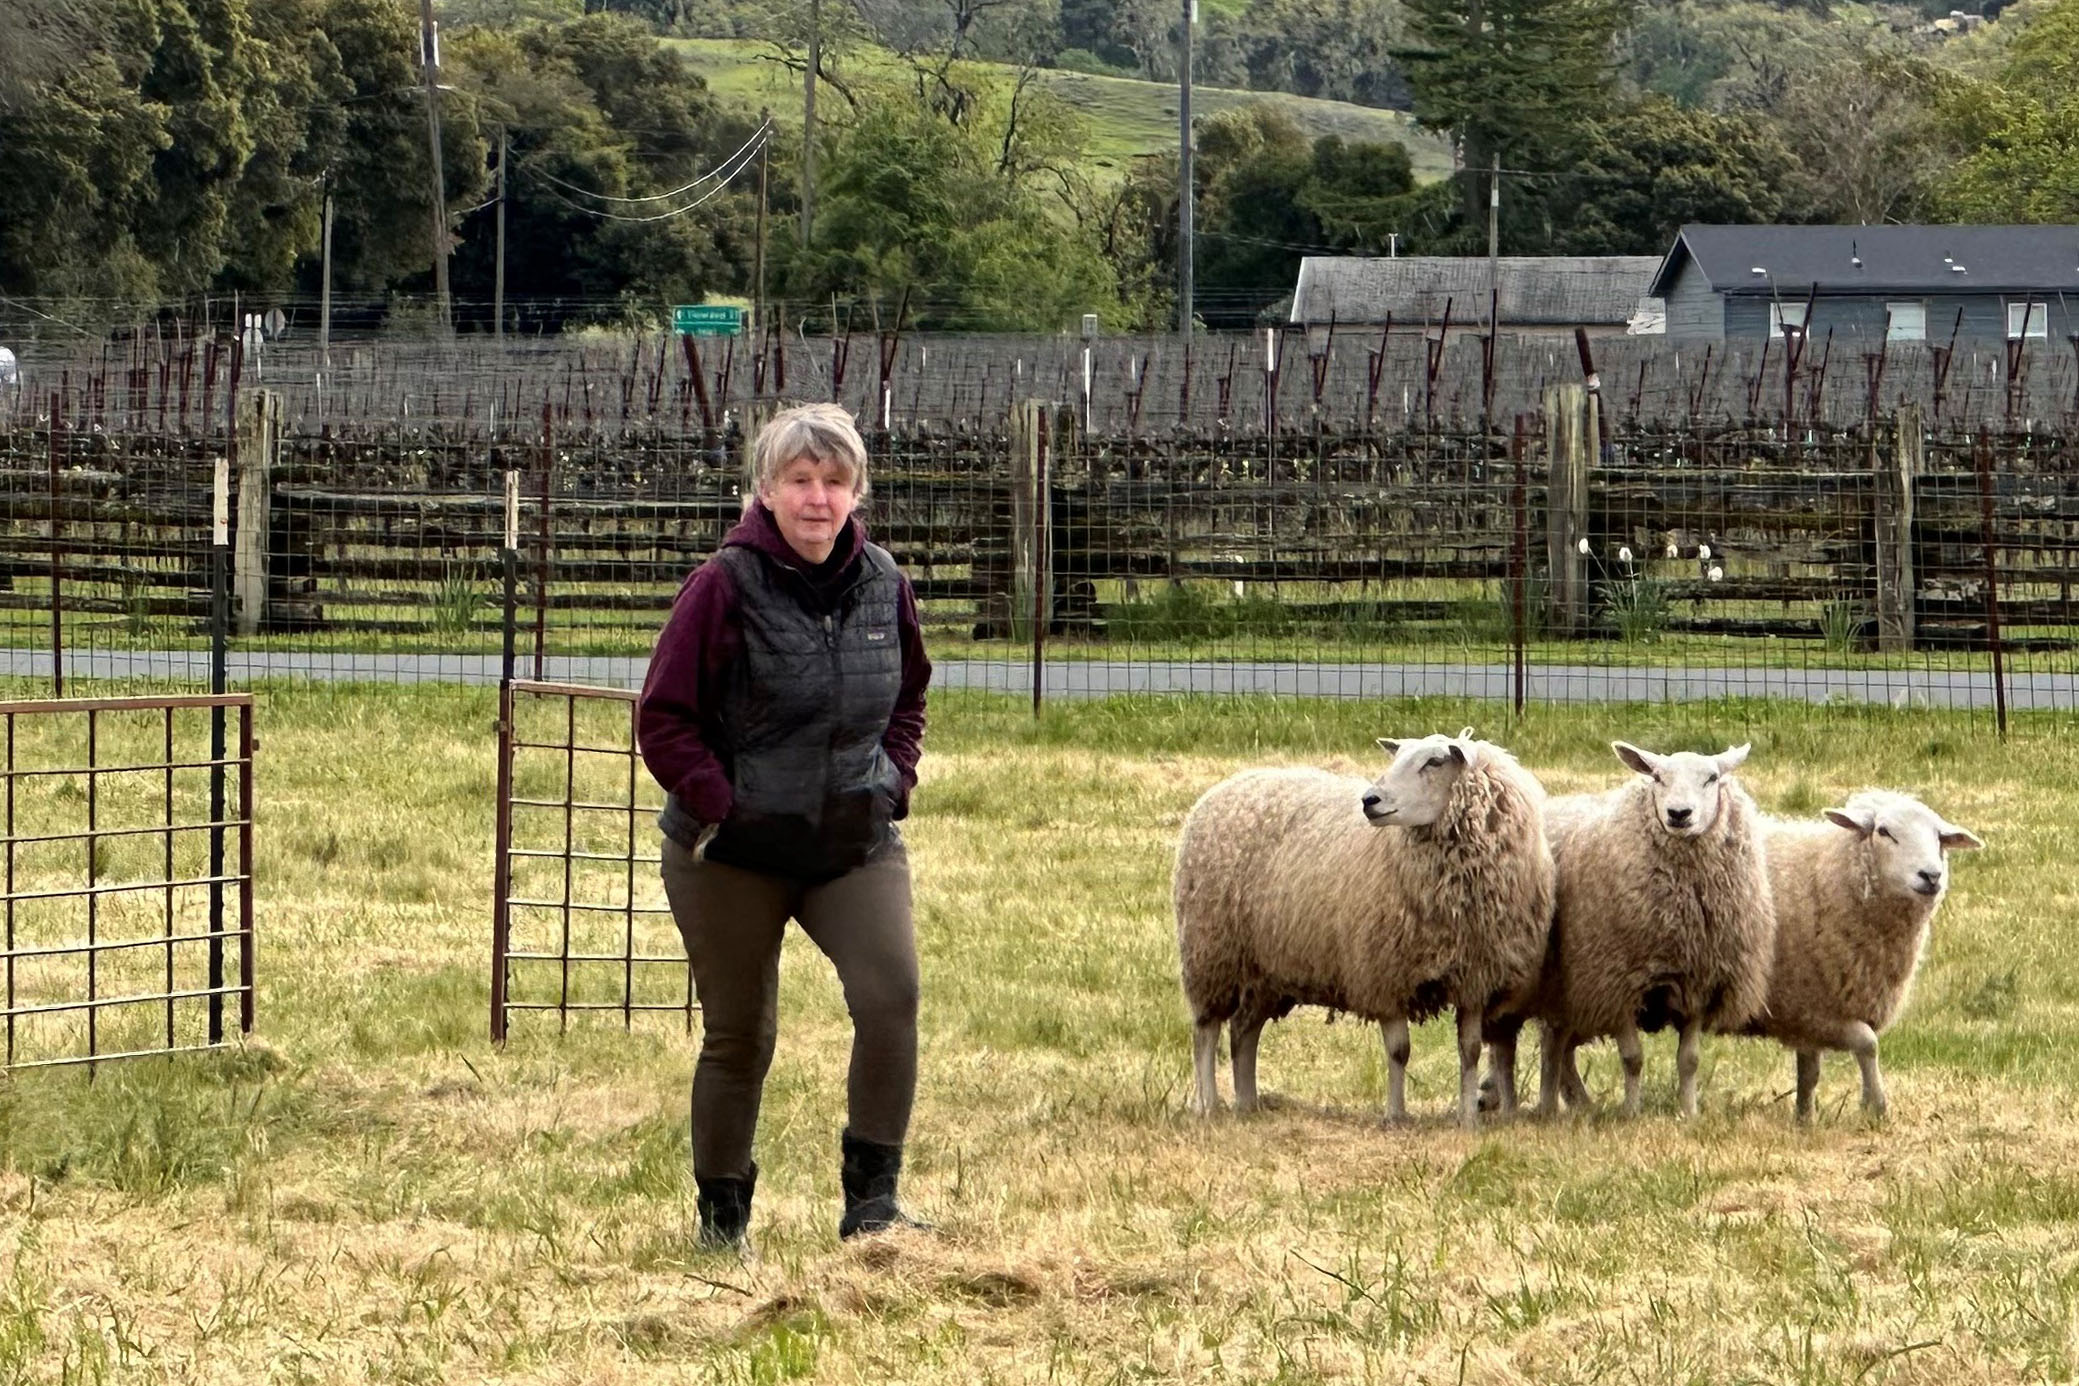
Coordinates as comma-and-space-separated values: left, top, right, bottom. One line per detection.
638, 402, 932, 1249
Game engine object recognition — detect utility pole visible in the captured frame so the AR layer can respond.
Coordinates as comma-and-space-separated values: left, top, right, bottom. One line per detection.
494, 124, 507, 346
1487, 153, 1500, 334
1177, 0, 1194, 339
753, 109, 769, 340
319, 178, 334, 369
418, 0, 451, 332
802, 0, 819, 247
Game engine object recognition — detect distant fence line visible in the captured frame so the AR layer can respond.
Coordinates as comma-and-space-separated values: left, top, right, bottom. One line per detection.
7, 325, 2079, 438
2, 381, 2075, 687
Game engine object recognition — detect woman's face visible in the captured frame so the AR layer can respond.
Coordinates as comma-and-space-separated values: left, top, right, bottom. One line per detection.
762, 453, 858, 563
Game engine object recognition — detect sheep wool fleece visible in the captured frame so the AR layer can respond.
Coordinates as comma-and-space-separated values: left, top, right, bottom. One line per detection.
1176, 749, 1554, 1030
1547, 778, 1775, 1039
1748, 817, 1940, 1047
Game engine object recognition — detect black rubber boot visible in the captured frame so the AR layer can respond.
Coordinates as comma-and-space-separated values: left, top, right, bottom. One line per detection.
695, 1161, 757, 1251
837, 1130, 929, 1240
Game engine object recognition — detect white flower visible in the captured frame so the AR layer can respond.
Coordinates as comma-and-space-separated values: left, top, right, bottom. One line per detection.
1617, 546, 1634, 565
1708, 565, 1724, 582
1698, 543, 1713, 561
1577, 537, 1591, 555
1665, 542, 1680, 560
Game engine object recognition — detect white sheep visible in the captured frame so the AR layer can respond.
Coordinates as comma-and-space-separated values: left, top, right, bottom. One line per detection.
1749, 789, 1983, 1123
1174, 731, 1555, 1129
1524, 742, 1777, 1119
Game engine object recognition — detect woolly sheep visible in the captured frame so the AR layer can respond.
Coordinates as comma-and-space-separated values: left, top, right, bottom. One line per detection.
1174, 731, 1555, 1129
1749, 789, 1983, 1123
1522, 742, 1777, 1119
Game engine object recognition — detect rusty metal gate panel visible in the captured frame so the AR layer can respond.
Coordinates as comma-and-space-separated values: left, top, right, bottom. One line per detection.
2, 693, 256, 1071
491, 679, 692, 1041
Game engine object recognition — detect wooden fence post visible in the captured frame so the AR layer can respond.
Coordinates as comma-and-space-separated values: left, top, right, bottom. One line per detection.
1875, 404, 1921, 652
233, 388, 279, 635
1543, 383, 1590, 634
1008, 398, 1053, 645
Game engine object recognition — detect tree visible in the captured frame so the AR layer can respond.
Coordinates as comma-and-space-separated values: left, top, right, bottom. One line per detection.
777, 79, 1122, 329
0, 48, 170, 300
1150, 104, 1421, 323
1397, 0, 1632, 224
1558, 97, 1795, 254
443, 13, 757, 329
311, 0, 485, 295
1770, 54, 1951, 225
1934, 0, 2079, 222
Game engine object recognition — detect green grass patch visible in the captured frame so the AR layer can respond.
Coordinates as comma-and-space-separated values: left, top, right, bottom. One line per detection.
670, 37, 1454, 180
0, 683, 2069, 1381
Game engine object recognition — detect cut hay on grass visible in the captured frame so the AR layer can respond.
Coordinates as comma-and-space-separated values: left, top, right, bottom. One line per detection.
1, 685, 2075, 1383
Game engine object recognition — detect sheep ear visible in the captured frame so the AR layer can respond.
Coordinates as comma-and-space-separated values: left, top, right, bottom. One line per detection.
1824, 807, 1876, 837
1716, 743, 1752, 773
1376, 738, 1401, 757
1448, 740, 1478, 770
1939, 822, 1985, 852
1612, 741, 1660, 776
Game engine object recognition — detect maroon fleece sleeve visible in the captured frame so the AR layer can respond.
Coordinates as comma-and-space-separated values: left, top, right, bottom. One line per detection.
637, 560, 740, 824
882, 577, 932, 816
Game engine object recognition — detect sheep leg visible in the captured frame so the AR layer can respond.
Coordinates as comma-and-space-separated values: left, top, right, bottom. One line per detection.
1560, 1037, 1593, 1110
1536, 1021, 1564, 1117
1192, 1019, 1224, 1114
1676, 1018, 1702, 1118
1456, 1007, 1485, 1130
1230, 1015, 1267, 1114
1381, 1016, 1412, 1123
1616, 1022, 1645, 1117
1844, 1022, 1887, 1119
1794, 1048, 1821, 1125
1487, 1027, 1520, 1118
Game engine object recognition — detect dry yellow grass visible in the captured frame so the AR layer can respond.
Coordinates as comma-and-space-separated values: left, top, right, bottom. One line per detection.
1, 687, 2074, 1383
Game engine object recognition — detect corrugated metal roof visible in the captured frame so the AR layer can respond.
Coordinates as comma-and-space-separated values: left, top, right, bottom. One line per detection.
1651, 224, 2079, 297
1289, 256, 1662, 326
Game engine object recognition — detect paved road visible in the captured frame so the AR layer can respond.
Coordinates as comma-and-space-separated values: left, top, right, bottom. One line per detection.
6, 648, 2073, 709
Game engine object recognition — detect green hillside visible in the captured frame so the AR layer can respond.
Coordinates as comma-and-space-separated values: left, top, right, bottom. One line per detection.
671, 38, 1454, 181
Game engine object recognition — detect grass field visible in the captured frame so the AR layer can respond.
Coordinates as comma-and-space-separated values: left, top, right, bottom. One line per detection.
1, 686, 2074, 1383
671, 38, 1455, 180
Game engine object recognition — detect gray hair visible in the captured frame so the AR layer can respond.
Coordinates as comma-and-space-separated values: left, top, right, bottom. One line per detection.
751, 402, 869, 499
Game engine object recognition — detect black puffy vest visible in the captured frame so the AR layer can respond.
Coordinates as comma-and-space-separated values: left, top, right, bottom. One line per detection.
659, 541, 907, 882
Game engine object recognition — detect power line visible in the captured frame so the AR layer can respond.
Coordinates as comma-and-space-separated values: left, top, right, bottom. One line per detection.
528, 119, 772, 204
523, 130, 767, 221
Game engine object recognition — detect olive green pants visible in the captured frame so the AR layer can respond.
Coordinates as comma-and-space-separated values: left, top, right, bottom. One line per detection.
661, 836, 918, 1180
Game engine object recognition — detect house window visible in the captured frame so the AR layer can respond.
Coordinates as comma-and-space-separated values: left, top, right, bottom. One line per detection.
1769, 302, 1809, 338
2008, 301, 2049, 339
1886, 302, 1927, 341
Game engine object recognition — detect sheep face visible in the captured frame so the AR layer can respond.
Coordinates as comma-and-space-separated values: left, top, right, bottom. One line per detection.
1824, 792, 1984, 899
1613, 741, 1751, 838
1362, 733, 1476, 829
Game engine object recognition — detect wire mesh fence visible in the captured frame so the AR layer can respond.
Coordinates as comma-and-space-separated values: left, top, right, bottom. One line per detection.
2, 692, 255, 1072
491, 680, 688, 1041
3, 329, 2078, 731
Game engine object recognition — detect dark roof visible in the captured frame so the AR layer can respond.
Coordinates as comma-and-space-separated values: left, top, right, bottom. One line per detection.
1650, 224, 2079, 297
1290, 256, 1660, 326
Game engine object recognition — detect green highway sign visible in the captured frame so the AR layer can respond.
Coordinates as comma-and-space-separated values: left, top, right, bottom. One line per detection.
673, 304, 744, 336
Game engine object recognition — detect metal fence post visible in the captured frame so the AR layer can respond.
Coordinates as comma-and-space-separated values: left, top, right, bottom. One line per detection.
47, 391, 63, 696
492, 470, 519, 1042
1511, 415, 1529, 717
210, 459, 231, 1042
1975, 435, 2008, 738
